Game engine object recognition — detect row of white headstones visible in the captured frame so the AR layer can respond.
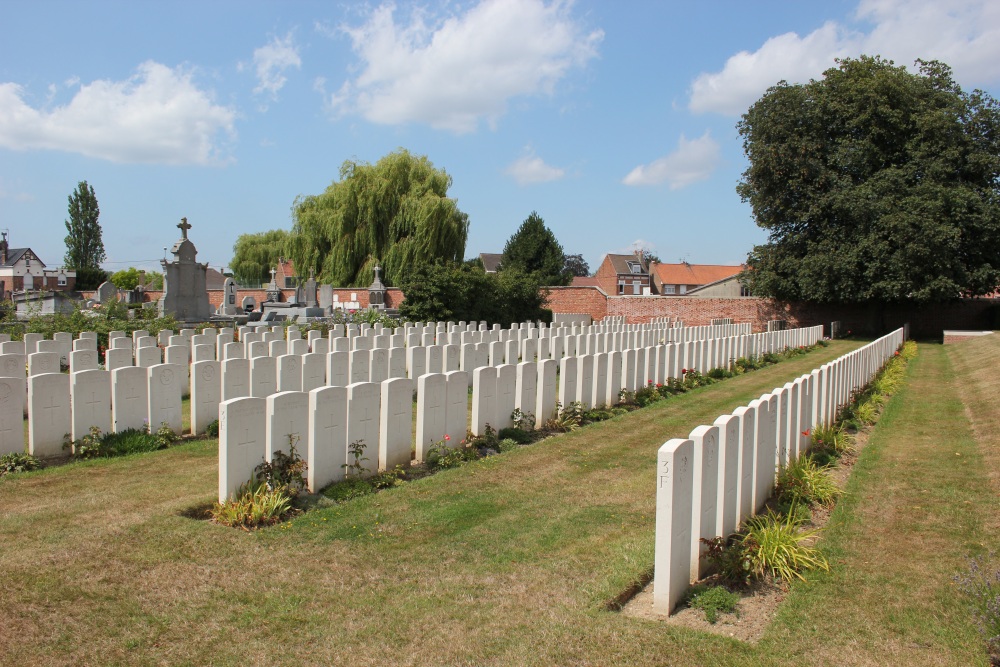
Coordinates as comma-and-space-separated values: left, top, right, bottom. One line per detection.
217, 325, 824, 503
652, 327, 905, 614
0, 320, 789, 457
0, 323, 820, 479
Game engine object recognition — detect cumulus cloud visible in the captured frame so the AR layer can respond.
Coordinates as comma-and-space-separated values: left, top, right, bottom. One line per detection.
0, 61, 236, 165
505, 150, 565, 185
325, 0, 603, 133
689, 0, 1000, 116
622, 132, 721, 189
252, 32, 301, 98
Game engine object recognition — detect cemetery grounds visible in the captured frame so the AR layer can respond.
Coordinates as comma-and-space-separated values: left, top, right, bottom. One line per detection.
0, 337, 996, 666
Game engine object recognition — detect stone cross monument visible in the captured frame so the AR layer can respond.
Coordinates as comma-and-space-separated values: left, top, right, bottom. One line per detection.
158, 217, 211, 321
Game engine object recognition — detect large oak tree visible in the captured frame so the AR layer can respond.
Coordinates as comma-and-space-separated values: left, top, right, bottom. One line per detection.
738, 57, 1000, 304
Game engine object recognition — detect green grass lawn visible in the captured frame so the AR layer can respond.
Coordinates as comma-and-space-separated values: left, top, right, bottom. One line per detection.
3, 338, 994, 666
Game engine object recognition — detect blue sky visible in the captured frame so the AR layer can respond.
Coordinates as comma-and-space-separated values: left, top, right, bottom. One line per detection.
2, 0, 999, 278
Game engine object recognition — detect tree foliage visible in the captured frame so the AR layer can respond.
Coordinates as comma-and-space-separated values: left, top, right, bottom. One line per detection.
287, 149, 469, 288
500, 211, 569, 285
64, 181, 106, 270
230, 230, 290, 286
738, 56, 1000, 304
109, 267, 163, 290
398, 262, 550, 326
563, 253, 590, 277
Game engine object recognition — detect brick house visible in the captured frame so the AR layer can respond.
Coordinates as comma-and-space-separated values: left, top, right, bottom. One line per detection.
649, 262, 744, 296
594, 253, 651, 295
0, 233, 76, 297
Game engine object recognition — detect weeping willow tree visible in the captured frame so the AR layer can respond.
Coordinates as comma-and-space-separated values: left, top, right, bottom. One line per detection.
286, 149, 469, 287
230, 229, 290, 286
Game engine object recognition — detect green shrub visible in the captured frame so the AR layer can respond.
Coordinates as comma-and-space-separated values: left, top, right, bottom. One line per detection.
707, 367, 732, 380
634, 383, 661, 407
426, 437, 478, 469
742, 510, 829, 582
810, 424, 853, 465
205, 419, 219, 437
775, 457, 842, 508
212, 480, 293, 529
685, 584, 741, 624
497, 438, 520, 453
65, 424, 169, 459
0, 452, 42, 476
510, 408, 535, 431
497, 427, 532, 444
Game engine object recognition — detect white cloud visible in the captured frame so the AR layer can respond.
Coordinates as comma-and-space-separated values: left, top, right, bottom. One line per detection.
689, 0, 1000, 116
326, 0, 603, 133
622, 132, 721, 189
505, 151, 565, 185
0, 61, 236, 165
252, 32, 301, 98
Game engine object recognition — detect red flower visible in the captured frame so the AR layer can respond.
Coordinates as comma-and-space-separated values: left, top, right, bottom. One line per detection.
802, 429, 810, 437
656, 383, 663, 388
894, 351, 900, 356
444, 434, 451, 441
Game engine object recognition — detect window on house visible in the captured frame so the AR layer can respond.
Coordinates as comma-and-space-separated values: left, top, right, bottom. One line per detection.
626, 261, 641, 273
632, 280, 640, 294
664, 285, 676, 295
679, 285, 687, 295
617, 280, 625, 294
741, 285, 751, 297
57, 275, 67, 286
284, 277, 296, 288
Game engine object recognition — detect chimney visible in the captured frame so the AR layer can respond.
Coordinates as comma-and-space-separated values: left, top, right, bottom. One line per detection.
0, 232, 7, 265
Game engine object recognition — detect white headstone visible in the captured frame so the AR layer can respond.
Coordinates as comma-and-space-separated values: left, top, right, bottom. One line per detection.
219, 397, 266, 502
69, 349, 99, 374
536, 359, 557, 426
27, 352, 60, 376
652, 438, 694, 615
191, 360, 221, 435
307, 385, 348, 491
250, 356, 277, 398
148, 364, 184, 435
346, 382, 381, 477
0, 377, 25, 455
276, 355, 303, 393
266, 391, 309, 462
28, 373, 70, 457
327, 350, 349, 387
495, 364, 517, 430
445, 370, 468, 443
689, 424, 719, 581
112, 366, 148, 432
70, 369, 111, 442
471, 366, 498, 436
379, 377, 413, 470
416, 373, 447, 462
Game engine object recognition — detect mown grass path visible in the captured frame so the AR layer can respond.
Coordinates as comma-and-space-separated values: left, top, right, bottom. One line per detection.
15, 339, 983, 667
760, 340, 999, 666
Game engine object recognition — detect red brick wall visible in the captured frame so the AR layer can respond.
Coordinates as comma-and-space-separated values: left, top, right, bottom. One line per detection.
545, 286, 1000, 338
544, 286, 609, 321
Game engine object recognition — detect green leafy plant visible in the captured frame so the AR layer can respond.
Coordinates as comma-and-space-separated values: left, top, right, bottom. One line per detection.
702, 536, 755, 588
685, 584, 741, 624
205, 419, 220, 437
211, 480, 293, 529
426, 436, 477, 469
0, 452, 42, 476
510, 408, 536, 431
343, 439, 370, 479
810, 424, 853, 465
741, 510, 829, 582
257, 436, 308, 499
497, 438, 520, 453
775, 456, 842, 508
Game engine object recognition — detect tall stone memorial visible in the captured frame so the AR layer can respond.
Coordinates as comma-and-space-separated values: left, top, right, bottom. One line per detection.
158, 217, 211, 322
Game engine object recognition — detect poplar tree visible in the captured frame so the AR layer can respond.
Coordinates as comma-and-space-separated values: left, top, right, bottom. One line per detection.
64, 180, 106, 270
